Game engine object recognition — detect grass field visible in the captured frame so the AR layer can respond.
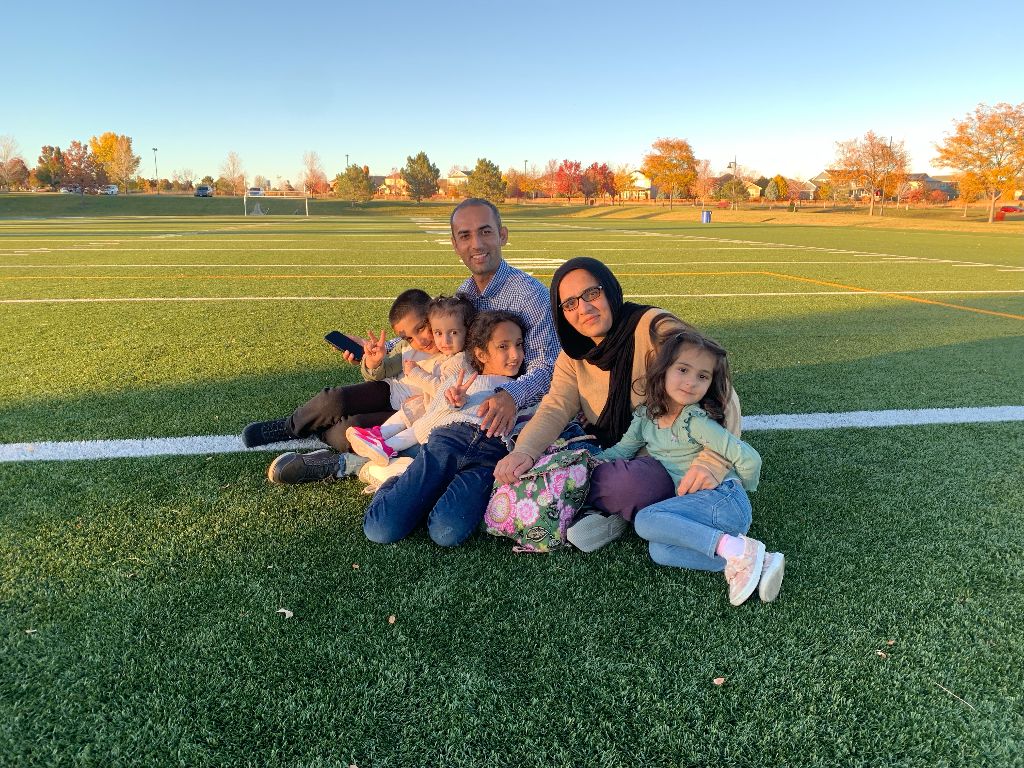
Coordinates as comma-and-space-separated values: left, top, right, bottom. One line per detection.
2, 201, 1023, 766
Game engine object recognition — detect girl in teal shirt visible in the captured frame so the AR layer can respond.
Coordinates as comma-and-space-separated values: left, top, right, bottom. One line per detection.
596, 329, 785, 606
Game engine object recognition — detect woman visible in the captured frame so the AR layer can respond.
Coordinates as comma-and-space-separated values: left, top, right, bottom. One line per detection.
493, 257, 741, 548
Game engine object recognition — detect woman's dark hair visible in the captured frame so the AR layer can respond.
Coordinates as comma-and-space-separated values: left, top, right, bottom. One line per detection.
465, 310, 525, 374
427, 294, 477, 330
388, 288, 431, 326
639, 329, 732, 425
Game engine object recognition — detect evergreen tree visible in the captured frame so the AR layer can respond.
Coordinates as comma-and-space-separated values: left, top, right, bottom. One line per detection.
333, 164, 374, 204
401, 151, 440, 201
465, 158, 506, 203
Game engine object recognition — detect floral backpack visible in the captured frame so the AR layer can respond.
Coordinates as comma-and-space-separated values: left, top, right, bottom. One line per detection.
483, 437, 598, 553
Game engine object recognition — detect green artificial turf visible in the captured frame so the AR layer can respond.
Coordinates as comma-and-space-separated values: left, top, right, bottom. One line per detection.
1, 210, 1022, 765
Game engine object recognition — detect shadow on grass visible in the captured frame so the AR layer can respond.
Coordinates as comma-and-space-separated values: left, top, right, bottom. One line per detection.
2, 422, 1022, 764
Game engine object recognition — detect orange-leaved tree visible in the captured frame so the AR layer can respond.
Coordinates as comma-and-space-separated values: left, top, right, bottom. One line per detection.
834, 131, 909, 216
641, 138, 696, 209
934, 102, 1024, 223
89, 132, 140, 193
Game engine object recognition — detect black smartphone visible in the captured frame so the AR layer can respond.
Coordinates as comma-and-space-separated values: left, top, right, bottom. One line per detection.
324, 331, 364, 361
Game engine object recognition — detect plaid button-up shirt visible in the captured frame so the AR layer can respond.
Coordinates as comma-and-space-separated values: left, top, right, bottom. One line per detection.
457, 259, 558, 408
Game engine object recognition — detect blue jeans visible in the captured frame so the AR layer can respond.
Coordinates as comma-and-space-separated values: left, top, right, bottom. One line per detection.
363, 422, 509, 547
633, 479, 752, 572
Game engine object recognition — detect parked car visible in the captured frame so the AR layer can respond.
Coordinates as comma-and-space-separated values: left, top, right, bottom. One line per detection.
998, 205, 1023, 213
247, 187, 264, 196
59, 185, 82, 194
194, 185, 214, 197
98, 184, 119, 195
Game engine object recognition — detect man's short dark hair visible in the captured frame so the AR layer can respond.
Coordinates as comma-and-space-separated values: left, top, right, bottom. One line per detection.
388, 288, 431, 326
450, 198, 502, 232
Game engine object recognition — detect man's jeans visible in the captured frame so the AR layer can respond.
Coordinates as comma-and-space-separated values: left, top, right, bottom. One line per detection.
633, 479, 752, 572
363, 423, 509, 547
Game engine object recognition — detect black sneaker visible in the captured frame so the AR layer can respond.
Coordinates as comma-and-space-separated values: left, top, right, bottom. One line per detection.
267, 449, 340, 485
242, 418, 292, 448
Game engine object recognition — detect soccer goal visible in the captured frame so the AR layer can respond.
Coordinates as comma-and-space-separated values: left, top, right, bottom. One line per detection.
243, 192, 310, 216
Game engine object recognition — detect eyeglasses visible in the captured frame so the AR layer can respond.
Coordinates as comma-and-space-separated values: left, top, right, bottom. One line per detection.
558, 285, 603, 312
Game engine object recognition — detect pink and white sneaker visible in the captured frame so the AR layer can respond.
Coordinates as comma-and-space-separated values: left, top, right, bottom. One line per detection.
346, 426, 396, 467
723, 535, 766, 606
758, 552, 785, 603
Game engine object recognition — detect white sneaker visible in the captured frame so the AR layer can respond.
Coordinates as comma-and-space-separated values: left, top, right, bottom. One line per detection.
723, 535, 766, 606
758, 552, 785, 602
566, 512, 629, 553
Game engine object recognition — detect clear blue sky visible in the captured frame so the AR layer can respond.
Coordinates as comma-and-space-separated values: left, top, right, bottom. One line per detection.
6, 1, 1021, 184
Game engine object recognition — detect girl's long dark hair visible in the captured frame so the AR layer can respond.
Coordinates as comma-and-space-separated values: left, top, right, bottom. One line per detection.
638, 328, 732, 425
465, 310, 525, 375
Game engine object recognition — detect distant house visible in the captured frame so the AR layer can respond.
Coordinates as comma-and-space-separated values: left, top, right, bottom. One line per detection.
811, 170, 869, 200
621, 170, 654, 200
447, 169, 469, 189
715, 173, 763, 199
785, 178, 816, 201
377, 172, 409, 196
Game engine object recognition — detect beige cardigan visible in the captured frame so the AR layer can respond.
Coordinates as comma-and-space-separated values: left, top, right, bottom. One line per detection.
513, 308, 742, 481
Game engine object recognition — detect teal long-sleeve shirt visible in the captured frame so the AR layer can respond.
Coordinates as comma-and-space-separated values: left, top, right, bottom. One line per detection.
596, 405, 762, 491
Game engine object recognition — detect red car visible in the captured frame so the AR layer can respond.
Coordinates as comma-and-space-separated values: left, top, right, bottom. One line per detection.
999, 205, 1023, 213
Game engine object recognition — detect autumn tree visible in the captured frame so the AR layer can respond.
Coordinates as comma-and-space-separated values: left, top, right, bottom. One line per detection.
691, 159, 717, 208
1, 136, 28, 190
581, 162, 613, 204
934, 102, 1024, 223
35, 146, 64, 189
333, 164, 374, 204
220, 151, 246, 195
172, 168, 195, 191
63, 140, 103, 191
641, 138, 696, 209
401, 151, 440, 201
955, 171, 986, 218
553, 159, 583, 203
834, 131, 909, 216
465, 158, 506, 203
612, 164, 634, 205
89, 132, 140, 194
519, 163, 542, 200
300, 151, 329, 195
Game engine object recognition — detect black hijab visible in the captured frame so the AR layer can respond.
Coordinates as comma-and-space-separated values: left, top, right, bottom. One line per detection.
550, 257, 652, 447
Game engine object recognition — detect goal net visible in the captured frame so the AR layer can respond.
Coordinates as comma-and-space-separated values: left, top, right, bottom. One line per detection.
243, 192, 310, 216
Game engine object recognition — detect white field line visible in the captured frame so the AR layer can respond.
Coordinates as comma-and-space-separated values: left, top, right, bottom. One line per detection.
2, 406, 1021, 463
0, 260, 974, 269
4, 290, 1024, 305
542, 221, 1024, 270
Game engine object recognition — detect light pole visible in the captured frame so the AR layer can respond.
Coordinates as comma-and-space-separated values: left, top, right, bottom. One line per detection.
152, 148, 159, 194
346, 153, 349, 168
523, 159, 528, 200
727, 156, 739, 209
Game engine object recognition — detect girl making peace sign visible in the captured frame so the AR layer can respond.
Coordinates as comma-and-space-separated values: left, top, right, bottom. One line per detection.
363, 311, 533, 547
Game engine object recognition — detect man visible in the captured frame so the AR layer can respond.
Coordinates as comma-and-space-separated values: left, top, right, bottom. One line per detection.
243, 198, 559, 485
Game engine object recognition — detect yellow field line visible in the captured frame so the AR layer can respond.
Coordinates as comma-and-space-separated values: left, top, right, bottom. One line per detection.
761, 271, 1024, 321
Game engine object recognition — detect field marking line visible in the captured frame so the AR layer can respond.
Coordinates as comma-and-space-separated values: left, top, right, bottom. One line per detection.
0, 259, 946, 269
544, 221, 1024, 270
3, 406, 1021, 463
4, 290, 1024, 305
762, 271, 1024, 321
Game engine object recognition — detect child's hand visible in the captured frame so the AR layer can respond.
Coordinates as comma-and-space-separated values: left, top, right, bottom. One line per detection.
402, 359, 416, 375
445, 369, 479, 408
361, 329, 387, 370
677, 464, 719, 495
